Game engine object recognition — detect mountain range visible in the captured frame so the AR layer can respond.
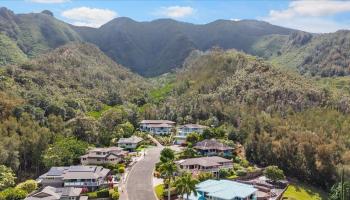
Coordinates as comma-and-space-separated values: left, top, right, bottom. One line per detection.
1, 7, 350, 77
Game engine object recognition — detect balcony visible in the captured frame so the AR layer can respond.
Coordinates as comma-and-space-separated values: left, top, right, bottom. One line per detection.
64, 182, 99, 187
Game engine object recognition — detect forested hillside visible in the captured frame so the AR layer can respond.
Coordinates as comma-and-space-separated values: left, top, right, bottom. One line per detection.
0, 7, 81, 57
145, 49, 350, 189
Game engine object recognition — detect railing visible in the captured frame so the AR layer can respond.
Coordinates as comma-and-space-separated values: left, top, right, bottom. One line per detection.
64, 182, 99, 187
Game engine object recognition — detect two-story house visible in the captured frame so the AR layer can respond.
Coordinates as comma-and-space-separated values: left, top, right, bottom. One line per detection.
194, 139, 234, 157
176, 156, 233, 176
117, 136, 143, 151
139, 120, 175, 135
38, 166, 110, 191
24, 186, 87, 200
174, 124, 208, 144
80, 147, 128, 165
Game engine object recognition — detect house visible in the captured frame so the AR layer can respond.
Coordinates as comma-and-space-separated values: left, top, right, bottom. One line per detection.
117, 136, 143, 150
139, 120, 175, 135
24, 186, 88, 200
188, 179, 258, 200
174, 124, 208, 145
194, 139, 234, 157
38, 166, 110, 191
176, 156, 233, 176
80, 147, 128, 165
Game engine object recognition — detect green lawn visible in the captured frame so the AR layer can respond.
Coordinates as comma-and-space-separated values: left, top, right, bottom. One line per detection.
282, 183, 328, 200
154, 184, 164, 200
87, 105, 112, 119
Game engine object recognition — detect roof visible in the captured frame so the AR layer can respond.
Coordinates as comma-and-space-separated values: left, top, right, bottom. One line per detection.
117, 136, 143, 144
25, 187, 82, 200
177, 156, 231, 167
179, 124, 208, 129
81, 146, 127, 158
189, 180, 257, 200
146, 123, 173, 128
140, 120, 175, 124
42, 165, 110, 180
194, 139, 234, 151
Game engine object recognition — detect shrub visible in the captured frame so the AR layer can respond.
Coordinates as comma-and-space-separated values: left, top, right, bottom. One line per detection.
236, 169, 247, 177
15, 180, 38, 193
118, 167, 125, 174
0, 188, 27, 200
219, 169, 230, 178
96, 188, 109, 198
264, 165, 285, 183
111, 191, 119, 200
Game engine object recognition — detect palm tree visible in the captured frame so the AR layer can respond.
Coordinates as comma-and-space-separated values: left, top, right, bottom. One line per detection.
175, 173, 199, 200
159, 161, 178, 200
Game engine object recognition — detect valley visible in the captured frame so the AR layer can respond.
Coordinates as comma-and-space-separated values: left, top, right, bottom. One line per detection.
0, 6, 349, 200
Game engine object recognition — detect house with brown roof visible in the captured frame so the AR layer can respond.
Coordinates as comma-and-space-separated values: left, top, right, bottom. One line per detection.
175, 124, 208, 144
194, 139, 234, 157
176, 156, 233, 176
24, 186, 87, 200
139, 120, 175, 135
38, 166, 110, 191
80, 147, 128, 165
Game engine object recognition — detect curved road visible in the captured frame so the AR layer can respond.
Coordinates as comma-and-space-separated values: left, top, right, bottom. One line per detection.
121, 136, 163, 200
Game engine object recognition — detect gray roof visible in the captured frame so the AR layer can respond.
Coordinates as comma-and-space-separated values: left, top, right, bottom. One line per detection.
140, 120, 175, 124
25, 186, 82, 200
179, 124, 208, 129
194, 139, 234, 151
177, 156, 232, 167
146, 123, 173, 128
117, 136, 143, 144
41, 165, 110, 180
80, 146, 127, 159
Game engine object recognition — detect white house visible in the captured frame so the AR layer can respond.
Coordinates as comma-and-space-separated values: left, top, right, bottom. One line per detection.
139, 120, 175, 135
117, 136, 143, 150
174, 124, 208, 144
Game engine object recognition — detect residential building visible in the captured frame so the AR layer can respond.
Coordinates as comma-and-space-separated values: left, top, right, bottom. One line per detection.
188, 179, 258, 200
38, 166, 110, 191
117, 136, 143, 150
176, 156, 233, 176
139, 120, 175, 135
80, 147, 128, 165
174, 124, 208, 145
24, 186, 88, 200
194, 139, 234, 157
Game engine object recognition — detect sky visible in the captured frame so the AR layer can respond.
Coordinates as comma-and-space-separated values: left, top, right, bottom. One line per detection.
1, 0, 350, 33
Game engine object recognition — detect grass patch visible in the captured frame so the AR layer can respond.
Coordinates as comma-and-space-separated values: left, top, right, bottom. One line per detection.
149, 83, 174, 103
87, 105, 112, 119
154, 184, 164, 200
282, 183, 327, 200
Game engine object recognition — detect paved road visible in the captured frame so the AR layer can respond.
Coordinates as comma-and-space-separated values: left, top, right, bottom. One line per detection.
121, 136, 163, 200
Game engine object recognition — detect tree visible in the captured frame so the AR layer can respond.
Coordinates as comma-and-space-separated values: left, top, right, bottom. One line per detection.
42, 136, 89, 168
186, 132, 201, 146
160, 148, 175, 163
175, 173, 199, 200
197, 172, 213, 182
159, 161, 178, 200
180, 148, 197, 159
15, 180, 37, 193
264, 165, 285, 183
0, 165, 16, 190
329, 181, 350, 200
0, 188, 27, 200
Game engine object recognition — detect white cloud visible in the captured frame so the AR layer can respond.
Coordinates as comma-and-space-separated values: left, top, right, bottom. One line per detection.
29, 0, 69, 3
263, 0, 350, 33
156, 6, 194, 18
62, 7, 117, 28
230, 18, 241, 22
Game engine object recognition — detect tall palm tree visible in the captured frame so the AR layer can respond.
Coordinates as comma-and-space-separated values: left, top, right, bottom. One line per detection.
159, 161, 178, 200
175, 173, 199, 200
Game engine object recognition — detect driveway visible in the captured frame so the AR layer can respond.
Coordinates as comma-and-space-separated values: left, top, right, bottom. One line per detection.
120, 135, 163, 200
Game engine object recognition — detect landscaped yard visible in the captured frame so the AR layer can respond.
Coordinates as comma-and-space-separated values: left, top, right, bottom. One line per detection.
282, 183, 328, 200
154, 184, 164, 200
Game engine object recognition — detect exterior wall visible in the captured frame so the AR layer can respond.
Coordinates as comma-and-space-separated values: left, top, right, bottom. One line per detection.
64, 178, 105, 191
198, 149, 233, 157
149, 127, 172, 135
81, 157, 121, 165
118, 143, 137, 149
41, 177, 64, 188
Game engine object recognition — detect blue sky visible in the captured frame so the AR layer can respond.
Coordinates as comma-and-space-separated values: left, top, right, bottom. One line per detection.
1, 0, 350, 33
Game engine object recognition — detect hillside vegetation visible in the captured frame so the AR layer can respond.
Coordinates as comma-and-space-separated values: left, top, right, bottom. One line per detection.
0, 33, 27, 66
